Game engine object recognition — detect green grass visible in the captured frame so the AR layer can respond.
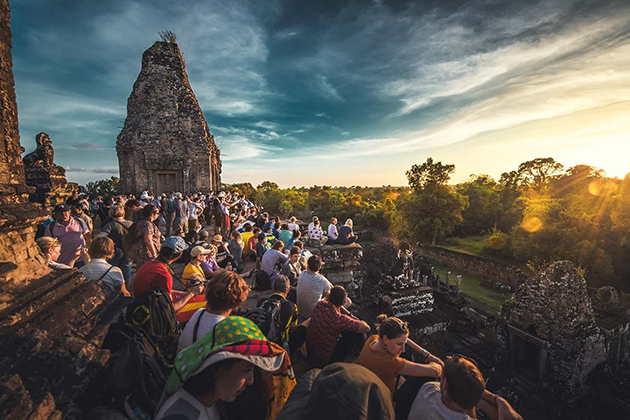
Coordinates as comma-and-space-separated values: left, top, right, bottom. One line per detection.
439, 236, 487, 256
429, 261, 512, 315
438, 236, 534, 276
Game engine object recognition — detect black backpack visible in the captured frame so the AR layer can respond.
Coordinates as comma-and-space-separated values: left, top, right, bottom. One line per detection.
125, 290, 180, 361
247, 298, 283, 344
253, 270, 271, 291
103, 323, 170, 418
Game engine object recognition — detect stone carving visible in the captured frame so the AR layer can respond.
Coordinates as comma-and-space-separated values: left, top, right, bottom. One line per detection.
502, 261, 607, 396
116, 40, 221, 195
22, 132, 54, 168
22, 132, 78, 205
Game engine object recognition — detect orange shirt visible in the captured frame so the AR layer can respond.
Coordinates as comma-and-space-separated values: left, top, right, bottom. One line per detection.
355, 335, 406, 393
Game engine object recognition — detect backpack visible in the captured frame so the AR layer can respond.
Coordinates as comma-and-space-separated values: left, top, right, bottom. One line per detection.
125, 290, 180, 361
102, 323, 170, 418
247, 298, 283, 343
122, 222, 137, 254
253, 270, 271, 291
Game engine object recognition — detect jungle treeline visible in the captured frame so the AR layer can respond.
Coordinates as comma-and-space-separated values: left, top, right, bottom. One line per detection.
225, 157, 630, 290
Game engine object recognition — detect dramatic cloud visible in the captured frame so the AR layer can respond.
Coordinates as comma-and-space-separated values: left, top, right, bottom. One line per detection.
11, 0, 630, 188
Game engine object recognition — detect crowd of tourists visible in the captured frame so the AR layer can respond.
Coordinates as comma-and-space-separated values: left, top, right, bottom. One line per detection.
33, 189, 522, 420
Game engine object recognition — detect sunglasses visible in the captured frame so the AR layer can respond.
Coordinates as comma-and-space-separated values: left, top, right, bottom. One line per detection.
395, 319, 409, 331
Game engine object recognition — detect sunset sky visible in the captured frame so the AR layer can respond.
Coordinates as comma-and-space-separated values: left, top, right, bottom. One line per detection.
11, 0, 630, 188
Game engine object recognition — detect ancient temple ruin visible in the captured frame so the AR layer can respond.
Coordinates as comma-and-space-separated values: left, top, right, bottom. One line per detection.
502, 261, 607, 395
116, 40, 221, 195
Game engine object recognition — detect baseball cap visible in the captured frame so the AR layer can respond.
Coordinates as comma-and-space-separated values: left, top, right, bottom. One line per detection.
162, 236, 189, 253
190, 246, 211, 258
53, 204, 71, 213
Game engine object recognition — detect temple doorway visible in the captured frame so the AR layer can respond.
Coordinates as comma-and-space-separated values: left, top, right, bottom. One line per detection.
155, 171, 180, 195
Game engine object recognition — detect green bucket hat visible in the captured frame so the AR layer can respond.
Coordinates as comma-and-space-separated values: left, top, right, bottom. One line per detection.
166, 316, 285, 395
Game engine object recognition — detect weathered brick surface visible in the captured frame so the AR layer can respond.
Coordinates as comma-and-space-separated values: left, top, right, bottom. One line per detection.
0, 3, 118, 418
117, 41, 221, 194
503, 261, 607, 395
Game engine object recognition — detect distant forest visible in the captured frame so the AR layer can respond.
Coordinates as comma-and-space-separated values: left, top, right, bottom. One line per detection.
224, 157, 630, 290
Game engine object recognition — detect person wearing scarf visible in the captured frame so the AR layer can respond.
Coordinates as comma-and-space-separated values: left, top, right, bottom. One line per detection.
155, 316, 296, 420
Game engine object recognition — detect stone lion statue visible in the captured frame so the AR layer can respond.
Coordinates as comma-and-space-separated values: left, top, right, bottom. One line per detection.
23, 132, 54, 168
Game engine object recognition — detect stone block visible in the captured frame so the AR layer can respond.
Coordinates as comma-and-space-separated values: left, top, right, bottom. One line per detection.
327, 271, 354, 285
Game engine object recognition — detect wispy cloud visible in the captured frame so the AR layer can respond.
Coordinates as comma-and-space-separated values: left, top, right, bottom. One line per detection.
311, 74, 344, 102
11, 0, 630, 186
72, 143, 106, 149
66, 167, 119, 174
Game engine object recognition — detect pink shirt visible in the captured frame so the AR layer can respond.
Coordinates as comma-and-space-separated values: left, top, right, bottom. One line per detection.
45, 217, 88, 265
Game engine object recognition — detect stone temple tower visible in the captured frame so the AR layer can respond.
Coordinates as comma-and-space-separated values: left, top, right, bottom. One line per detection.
116, 40, 221, 195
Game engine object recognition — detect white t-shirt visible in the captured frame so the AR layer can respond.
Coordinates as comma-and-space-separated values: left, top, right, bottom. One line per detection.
155, 388, 220, 420
288, 222, 300, 232
178, 309, 225, 352
189, 203, 203, 220
79, 258, 124, 294
296, 270, 333, 319
327, 223, 339, 240
408, 382, 473, 420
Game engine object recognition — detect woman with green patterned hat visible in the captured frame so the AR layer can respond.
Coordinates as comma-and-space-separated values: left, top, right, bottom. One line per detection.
155, 316, 296, 420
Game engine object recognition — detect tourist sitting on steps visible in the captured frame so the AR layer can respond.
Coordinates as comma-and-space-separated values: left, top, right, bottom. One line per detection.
133, 236, 204, 311
296, 255, 332, 319
36, 236, 86, 269
227, 231, 245, 272
278, 224, 294, 251
156, 316, 295, 420
327, 217, 339, 244
255, 233, 270, 270
281, 247, 302, 302
79, 236, 131, 297
287, 216, 300, 234
240, 223, 255, 257
305, 285, 371, 367
210, 234, 238, 271
254, 275, 300, 349
177, 271, 250, 352
408, 354, 523, 420
307, 216, 327, 246
292, 240, 311, 270
277, 363, 395, 420
261, 240, 288, 284
200, 245, 226, 278
182, 245, 211, 287
355, 314, 443, 418
337, 218, 358, 245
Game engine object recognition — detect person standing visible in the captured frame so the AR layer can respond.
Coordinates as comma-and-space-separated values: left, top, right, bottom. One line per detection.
44, 204, 91, 268
72, 203, 93, 236
99, 204, 133, 285
129, 204, 161, 271
173, 193, 189, 236
164, 193, 176, 237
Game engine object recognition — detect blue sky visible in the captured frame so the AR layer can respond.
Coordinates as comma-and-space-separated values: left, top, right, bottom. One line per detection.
11, 0, 630, 188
